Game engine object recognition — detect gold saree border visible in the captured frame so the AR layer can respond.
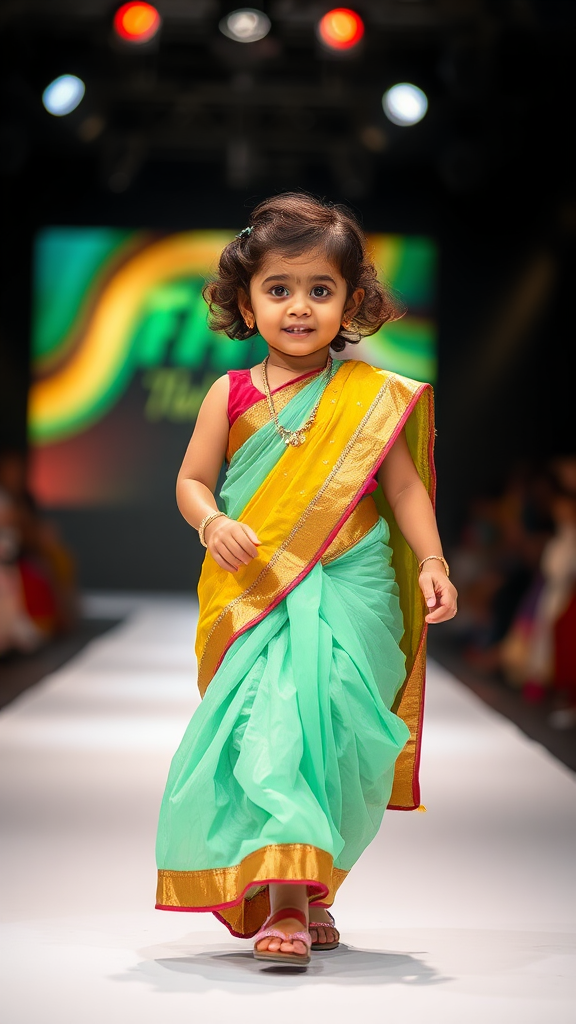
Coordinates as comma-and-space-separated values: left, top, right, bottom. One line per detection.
321, 494, 379, 565
226, 375, 317, 463
388, 635, 427, 809
376, 384, 435, 809
156, 843, 348, 938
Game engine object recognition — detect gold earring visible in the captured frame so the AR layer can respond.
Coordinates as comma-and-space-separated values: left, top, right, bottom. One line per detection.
244, 315, 254, 329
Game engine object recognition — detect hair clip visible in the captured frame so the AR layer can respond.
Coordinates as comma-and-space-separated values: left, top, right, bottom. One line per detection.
236, 226, 253, 239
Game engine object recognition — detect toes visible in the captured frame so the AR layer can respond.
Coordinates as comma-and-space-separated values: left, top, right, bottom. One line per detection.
311, 926, 337, 945
276, 939, 307, 956
256, 929, 310, 959
257, 937, 283, 952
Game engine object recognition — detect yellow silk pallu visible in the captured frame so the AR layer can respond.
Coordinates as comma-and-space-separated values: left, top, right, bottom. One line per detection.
155, 359, 435, 937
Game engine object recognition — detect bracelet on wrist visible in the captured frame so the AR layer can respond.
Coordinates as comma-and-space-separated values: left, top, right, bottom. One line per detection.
418, 554, 450, 577
198, 511, 227, 547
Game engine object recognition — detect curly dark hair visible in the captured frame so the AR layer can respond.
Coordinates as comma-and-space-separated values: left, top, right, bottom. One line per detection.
202, 192, 403, 353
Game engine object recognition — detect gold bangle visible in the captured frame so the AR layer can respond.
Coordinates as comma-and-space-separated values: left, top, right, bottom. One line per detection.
198, 511, 227, 547
418, 554, 450, 577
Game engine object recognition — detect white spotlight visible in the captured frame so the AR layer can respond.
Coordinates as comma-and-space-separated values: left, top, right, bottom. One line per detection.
382, 83, 428, 127
219, 8, 271, 43
42, 75, 86, 117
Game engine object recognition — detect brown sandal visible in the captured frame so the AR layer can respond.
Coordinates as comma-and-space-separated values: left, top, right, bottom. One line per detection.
309, 910, 340, 951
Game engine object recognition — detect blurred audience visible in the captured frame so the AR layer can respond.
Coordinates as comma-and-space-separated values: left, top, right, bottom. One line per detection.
448, 455, 576, 730
0, 486, 44, 654
0, 450, 78, 658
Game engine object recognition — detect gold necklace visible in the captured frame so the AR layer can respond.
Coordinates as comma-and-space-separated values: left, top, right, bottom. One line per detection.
261, 355, 333, 447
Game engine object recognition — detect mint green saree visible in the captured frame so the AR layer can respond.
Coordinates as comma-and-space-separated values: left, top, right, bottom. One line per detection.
156, 360, 435, 936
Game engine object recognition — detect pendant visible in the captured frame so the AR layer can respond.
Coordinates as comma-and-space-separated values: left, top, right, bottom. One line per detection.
287, 432, 305, 446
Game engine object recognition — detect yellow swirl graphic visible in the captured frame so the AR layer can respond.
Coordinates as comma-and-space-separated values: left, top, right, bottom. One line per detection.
29, 232, 232, 443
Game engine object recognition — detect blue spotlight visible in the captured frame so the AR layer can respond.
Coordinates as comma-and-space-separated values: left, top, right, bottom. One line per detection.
42, 75, 86, 117
382, 83, 428, 126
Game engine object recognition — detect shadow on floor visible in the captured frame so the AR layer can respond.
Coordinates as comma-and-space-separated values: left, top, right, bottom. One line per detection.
125, 944, 446, 992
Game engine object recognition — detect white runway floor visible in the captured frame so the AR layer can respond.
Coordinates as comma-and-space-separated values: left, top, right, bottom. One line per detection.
1, 595, 575, 1024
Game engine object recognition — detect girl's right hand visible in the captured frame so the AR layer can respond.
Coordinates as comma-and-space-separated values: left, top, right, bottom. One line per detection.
204, 516, 261, 573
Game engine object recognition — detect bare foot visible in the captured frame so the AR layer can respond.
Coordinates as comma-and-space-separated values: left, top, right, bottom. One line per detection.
256, 913, 309, 957
309, 907, 339, 946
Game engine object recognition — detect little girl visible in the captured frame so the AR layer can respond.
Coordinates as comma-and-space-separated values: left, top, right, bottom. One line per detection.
155, 193, 457, 966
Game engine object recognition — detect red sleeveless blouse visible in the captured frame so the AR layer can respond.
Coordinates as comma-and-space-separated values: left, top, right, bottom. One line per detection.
226, 366, 378, 495
227, 367, 322, 426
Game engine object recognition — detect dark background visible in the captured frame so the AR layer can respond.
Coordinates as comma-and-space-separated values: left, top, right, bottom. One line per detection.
1, 0, 575, 590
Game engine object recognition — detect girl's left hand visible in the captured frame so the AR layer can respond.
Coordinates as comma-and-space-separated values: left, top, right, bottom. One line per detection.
418, 569, 458, 624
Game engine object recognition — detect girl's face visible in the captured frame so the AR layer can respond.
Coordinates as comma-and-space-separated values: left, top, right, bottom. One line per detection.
242, 249, 363, 360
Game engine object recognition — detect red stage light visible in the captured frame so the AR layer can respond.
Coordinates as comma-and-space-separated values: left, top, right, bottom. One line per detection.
113, 3, 161, 44
318, 8, 364, 50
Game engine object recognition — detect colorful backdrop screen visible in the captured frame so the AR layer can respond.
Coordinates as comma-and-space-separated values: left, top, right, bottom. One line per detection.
29, 228, 437, 508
